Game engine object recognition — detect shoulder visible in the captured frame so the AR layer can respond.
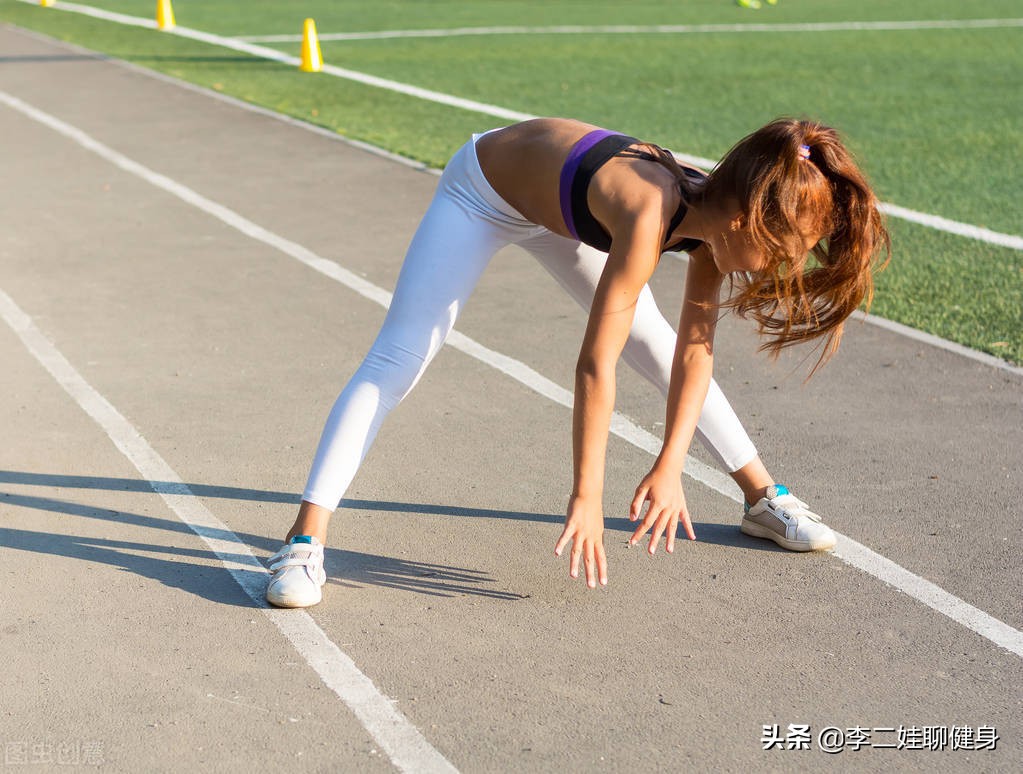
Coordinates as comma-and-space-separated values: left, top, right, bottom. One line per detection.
591, 165, 680, 237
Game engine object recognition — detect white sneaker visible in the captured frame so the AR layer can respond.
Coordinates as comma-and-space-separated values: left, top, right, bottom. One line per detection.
266, 536, 326, 608
740, 485, 836, 552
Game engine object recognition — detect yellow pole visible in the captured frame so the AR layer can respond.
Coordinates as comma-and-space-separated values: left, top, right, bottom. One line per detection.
156, 0, 176, 31
299, 18, 323, 73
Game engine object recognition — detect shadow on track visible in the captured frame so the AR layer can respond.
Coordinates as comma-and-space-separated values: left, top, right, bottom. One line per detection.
0, 470, 787, 604
0, 470, 783, 549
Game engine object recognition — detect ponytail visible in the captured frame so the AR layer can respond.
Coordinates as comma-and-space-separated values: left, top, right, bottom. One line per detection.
699, 118, 890, 373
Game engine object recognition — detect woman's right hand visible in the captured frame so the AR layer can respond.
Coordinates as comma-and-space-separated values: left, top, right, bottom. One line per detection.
554, 494, 608, 588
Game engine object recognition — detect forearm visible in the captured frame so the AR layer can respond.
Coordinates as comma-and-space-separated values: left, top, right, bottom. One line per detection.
572, 368, 616, 498
654, 246, 721, 476
655, 348, 714, 475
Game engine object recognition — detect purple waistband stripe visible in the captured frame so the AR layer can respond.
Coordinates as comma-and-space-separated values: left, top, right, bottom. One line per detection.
558, 129, 617, 240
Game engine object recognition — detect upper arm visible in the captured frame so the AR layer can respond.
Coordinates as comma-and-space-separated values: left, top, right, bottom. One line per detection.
576, 210, 665, 374
676, 243, 724, 358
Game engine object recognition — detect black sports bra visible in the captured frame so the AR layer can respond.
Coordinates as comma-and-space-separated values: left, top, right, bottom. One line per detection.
558, 130, 706, 254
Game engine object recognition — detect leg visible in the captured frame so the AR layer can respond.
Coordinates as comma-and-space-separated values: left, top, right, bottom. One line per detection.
269, 142, 536, 607
290, 140, 537, 542
298, 196, 518, 526
517, 232, 835, 551
516, 232, 771, 501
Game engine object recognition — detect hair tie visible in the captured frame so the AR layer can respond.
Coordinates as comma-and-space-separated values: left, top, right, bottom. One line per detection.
797, 144, 811, 161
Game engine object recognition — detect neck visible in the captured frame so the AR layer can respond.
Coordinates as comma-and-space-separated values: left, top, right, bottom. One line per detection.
676, 199, 729, 244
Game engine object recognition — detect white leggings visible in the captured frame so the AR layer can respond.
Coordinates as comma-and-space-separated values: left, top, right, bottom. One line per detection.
302, 134, 757, 510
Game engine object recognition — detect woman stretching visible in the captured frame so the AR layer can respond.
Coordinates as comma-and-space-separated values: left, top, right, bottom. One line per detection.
266, 117, 888, 607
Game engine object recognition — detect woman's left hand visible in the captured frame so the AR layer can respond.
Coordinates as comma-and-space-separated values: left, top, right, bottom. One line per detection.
629, 465, 696, 553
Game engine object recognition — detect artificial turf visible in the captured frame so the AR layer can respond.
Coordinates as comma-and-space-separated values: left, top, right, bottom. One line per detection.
2, 0, 1020, 364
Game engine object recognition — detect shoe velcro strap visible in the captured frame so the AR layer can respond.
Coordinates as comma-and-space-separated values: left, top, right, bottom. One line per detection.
770, 495, 820, 522
269, 553, 317, 572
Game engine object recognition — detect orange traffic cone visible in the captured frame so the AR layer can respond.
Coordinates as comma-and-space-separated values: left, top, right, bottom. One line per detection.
299, 18, 323, 73
156, 0, 175, 31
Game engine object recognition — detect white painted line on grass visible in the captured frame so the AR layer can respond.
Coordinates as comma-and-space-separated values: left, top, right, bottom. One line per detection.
239, 18, 1023, 43
126, 58, 1023, 380
17, 0, 1023, 255
19, 0, 532, 122
668, 252, 1023, 377
4, 89, 1019, 660
878, 202, 1023, 251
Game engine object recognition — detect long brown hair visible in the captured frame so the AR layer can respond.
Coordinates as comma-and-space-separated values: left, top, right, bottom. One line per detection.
708, 119, 889, 370
649, 119, 890, 372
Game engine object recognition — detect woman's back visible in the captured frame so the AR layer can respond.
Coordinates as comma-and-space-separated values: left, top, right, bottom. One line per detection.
477, 118, 681, 241
476, 118, 598, 233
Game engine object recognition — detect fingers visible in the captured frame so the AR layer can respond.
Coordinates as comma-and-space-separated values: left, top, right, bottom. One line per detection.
583, 546, 596, 588
629, 503, 663, 547
629, 508, 654, 546
564, 541, 606, 588
580, 542, 609, 588
680, 507, 696, 541
556, 525, 585, 579
562, 529, 585, 582
630, 485, 649, 522
556, 530, 607, 588
648, 511, 679, 556
554, 525, 573, 557
630, 506, 688, 553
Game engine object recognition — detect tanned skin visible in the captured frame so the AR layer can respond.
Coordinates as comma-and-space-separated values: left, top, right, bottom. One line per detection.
287, 118, 806, 589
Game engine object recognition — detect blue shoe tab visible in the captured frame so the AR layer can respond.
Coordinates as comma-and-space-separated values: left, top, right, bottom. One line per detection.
290, 535, 314, 545
748, 484, 790, 509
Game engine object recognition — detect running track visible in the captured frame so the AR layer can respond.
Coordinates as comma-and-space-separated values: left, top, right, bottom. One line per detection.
0, 25, 1020, 771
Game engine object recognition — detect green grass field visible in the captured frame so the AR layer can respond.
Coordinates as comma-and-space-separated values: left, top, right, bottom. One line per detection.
2, 0, 1021, 364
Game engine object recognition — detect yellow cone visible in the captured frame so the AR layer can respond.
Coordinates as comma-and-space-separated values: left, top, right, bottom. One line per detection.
156, 0, 175, 31
300, 18, 323, 73
40, 0, 56, 7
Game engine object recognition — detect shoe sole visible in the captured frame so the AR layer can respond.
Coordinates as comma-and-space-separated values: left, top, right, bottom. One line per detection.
740, 520, 836, 552
266, 592, 322, 608
265, 585, 323, 608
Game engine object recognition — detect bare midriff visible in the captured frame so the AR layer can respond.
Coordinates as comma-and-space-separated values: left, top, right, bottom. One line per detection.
475, 118, 602, 235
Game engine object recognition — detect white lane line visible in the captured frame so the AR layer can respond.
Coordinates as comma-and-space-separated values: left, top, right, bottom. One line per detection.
239, 18, 1023, 43
18, 0, 1023, 252
0, 287, 457, 774
0, 133, 456, 774
831, 537, 1023, 659
4, 90, 1019, 660
856, 310, 1023, 377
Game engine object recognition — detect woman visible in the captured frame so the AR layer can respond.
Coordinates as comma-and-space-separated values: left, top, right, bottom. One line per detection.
266, 117, 889, 606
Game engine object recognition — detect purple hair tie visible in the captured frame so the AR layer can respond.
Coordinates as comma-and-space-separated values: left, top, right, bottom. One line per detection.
797, 144, 811, 161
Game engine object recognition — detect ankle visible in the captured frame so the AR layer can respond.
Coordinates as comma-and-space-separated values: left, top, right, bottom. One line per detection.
285, 501, 333, 545
742, 485, 771, 505
728, 456, 775, 505
285, 530, 325, 544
